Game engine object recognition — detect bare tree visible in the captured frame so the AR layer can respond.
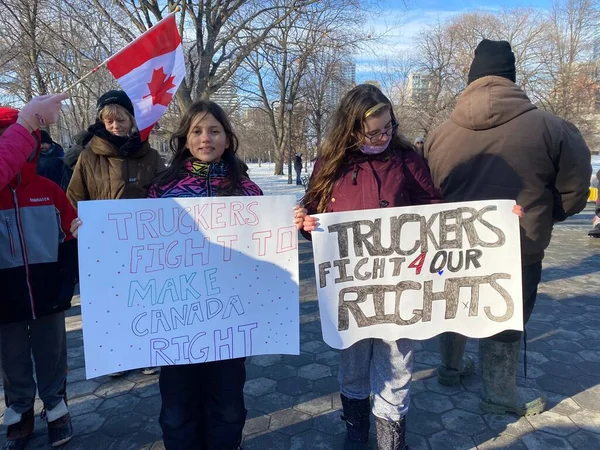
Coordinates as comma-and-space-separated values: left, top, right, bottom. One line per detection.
232, 107, 276, 164
495, 8, 546, 91
241, 0, 376, 175
3, 0, 599, 152
531, 0, 597, 123
301, 46, 356, 161
410, 5, 586, 139
0, 0, 137, 143
61, 0, 320, 113
413, 20, 463, 136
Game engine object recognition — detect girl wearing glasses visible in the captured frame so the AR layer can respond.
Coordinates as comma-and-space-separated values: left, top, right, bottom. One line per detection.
294, 84, 441, 450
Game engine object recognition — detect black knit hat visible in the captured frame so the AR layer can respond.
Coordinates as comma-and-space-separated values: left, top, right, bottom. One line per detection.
97, 90, 135, 117
467, 39, 516, 85
40, 130, 53, 145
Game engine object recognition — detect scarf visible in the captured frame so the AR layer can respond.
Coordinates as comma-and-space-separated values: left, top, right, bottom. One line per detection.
87, 121, 144, 157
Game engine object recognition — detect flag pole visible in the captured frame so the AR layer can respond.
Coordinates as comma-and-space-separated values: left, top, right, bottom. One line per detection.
63, 6, 181, 93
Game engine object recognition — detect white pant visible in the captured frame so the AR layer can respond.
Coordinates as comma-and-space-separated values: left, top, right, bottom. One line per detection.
338, 338, 413, 421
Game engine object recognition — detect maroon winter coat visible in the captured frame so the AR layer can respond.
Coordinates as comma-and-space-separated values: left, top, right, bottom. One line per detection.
303, 149, 441, 238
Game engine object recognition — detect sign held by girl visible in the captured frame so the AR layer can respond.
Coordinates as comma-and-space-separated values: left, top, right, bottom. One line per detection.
311, 200, 523, 349
78, 196, 300, 378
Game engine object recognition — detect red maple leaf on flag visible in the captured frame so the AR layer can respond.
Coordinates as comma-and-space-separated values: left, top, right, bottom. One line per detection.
143, 67, 176, 107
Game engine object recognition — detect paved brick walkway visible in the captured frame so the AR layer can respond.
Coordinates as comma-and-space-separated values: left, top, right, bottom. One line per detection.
1, 206, 599, 449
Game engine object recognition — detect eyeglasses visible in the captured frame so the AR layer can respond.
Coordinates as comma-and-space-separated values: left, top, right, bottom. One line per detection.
361, 122, 398, 144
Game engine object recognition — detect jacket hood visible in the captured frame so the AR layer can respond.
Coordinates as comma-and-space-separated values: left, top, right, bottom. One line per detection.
64, 144, 84, 169
0, 107, 19, 129
451, 76, 537, 131
63, 130, 92, 168
0, 107, 40, 188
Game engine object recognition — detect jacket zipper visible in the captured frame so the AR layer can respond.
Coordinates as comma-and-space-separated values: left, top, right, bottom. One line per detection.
207, 164, 212, 196
5, 218, 16, 257
11, 188, 36, 319
126, 158, 130, 197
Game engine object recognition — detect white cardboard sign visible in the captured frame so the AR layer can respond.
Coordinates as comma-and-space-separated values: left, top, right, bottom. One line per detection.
311, 200, 523, 349
78, 196, 299, 378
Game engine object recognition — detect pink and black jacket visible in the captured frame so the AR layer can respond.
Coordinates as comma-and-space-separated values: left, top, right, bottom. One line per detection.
0, 109, 78, 324
148, 159, 263, 198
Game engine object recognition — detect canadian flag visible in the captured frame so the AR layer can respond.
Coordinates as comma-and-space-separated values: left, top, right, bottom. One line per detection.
106, 15, 185, 141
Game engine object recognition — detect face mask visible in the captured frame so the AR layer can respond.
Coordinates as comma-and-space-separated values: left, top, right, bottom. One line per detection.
361, 139, 391, 155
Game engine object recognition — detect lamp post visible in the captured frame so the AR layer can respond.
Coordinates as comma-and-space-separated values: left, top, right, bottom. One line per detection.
285, 100, 293, 184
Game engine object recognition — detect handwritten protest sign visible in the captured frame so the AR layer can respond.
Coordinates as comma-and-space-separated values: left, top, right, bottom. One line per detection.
78, 196, 299, 378
311, 200, 523, 349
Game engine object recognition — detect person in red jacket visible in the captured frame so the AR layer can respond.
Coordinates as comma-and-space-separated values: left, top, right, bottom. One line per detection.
0, 108, 78, 449
295, 84, 442, 450
0, 94, 67, 189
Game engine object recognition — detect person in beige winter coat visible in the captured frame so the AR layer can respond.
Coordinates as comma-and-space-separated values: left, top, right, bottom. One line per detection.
67, 90, 164, 206
66, 89, 164, 377
425, 39, 591, 417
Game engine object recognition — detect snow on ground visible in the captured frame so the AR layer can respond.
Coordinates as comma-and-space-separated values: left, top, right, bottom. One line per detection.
246, 162, 312, 204
248, 157, 600, 193
587, 155, 599, 187
593, 155, 600, 174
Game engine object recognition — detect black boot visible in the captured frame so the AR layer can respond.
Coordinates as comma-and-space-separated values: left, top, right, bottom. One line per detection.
375, 416, 408, 450
340, 394, 370, 444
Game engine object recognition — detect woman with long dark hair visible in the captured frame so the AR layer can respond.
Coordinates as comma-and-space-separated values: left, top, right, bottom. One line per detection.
296, 84, 441, 450
149, 100, 261, 450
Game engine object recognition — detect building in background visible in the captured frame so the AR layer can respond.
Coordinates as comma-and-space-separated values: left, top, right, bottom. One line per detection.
407, 72, 433, 104
325, 59, 356, 108
211, 78, 239, 115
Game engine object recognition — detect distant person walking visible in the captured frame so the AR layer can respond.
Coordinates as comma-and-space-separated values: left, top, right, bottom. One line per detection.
588, 169, 600, 237
294, 153, 303, 185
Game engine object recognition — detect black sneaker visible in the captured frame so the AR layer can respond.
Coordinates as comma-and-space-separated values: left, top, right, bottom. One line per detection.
47, 413, 73, 447
2, 409, 34, 450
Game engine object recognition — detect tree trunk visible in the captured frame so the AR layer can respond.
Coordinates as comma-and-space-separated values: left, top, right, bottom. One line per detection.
274, 155, 284, 175
176, 86, 193, 114
315, 114, 322, 157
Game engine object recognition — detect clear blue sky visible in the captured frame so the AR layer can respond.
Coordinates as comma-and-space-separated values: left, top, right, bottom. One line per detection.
356, 0, 553, 82
380, 0, 551, 12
